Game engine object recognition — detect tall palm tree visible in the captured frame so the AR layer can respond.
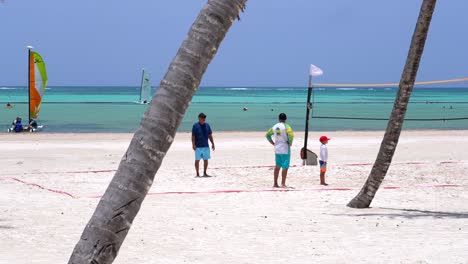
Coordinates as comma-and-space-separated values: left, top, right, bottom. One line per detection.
68, 0, 247, 263
347, 0, 437, 208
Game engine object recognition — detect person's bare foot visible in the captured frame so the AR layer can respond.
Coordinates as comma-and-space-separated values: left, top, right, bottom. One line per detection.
320, 183, 329, 186
280, 185, 295, 189
202, 174, 212, 177
273, 185, 280, 188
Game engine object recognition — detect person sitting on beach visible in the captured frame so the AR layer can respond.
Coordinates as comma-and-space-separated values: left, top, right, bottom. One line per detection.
266, 113, 294, 188
192, 112, 215, 177
9, 117, 18, 131
28, 119, 38, 131
319, 135, 331, 186
11, 117, 18, 126
13, 117, 23, 133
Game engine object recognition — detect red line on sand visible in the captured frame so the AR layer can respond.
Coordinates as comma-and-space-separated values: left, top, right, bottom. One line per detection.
342, 163, 374, 166
27, 169, 117, 175
1, 160, 463, 177
56, 160, 466, 173
211, 165, 278, 169
2, 160, 464, 199
65, 169, 116, 174
0, 174, 461, 199
88, 187, 354, 198
419, 184, 460, 188
2, 176, 76, 198
87, 185, 461, 198
211, 161, 466, 170
342, 161, 466, 167
149, 187, 355, 195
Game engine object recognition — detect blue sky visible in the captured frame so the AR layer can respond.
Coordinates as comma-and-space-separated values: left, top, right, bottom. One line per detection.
1, 0, 468, 87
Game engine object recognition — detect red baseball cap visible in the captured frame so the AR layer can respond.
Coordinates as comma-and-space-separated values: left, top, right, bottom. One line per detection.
319, 136, 331, 142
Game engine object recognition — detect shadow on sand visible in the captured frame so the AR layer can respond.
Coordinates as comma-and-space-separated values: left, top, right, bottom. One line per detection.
0, 219, 14, 229
333, 207, 468, 219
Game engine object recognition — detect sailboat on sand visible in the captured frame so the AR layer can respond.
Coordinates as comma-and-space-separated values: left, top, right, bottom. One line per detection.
138, 68, 152, 104
8, 46, 47, 132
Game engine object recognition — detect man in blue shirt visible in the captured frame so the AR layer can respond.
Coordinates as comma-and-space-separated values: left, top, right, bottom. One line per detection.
192, 113, 215, 177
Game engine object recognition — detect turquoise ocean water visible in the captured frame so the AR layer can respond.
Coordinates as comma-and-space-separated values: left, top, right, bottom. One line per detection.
1, 86, 467, 133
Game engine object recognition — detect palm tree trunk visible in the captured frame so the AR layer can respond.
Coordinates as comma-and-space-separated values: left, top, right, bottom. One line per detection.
68, 1, 247, 263
347, 0, 437, 208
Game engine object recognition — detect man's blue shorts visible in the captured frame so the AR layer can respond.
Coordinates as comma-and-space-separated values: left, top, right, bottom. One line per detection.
275, 154, 290, 169
195, 147, 211, 160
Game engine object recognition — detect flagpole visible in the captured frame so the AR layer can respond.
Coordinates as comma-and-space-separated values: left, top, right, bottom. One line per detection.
27, 45, 33, 122
302, 64, 323, 165
303, 74, 313, 161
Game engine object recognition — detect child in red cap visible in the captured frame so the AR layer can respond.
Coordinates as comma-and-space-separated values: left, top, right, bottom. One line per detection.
319, 136, 331, 185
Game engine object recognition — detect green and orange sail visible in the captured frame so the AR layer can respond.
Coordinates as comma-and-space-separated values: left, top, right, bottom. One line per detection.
28, 49, 47, 120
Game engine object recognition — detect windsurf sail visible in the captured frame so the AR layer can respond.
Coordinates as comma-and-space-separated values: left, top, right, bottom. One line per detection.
28, 48, 47, 120
139, 69, 152, 104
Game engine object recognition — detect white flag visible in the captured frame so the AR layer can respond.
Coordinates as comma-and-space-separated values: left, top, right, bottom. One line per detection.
309, 64, 323, 77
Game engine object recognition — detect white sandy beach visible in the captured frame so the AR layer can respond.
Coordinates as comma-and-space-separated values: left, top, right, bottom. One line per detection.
1, 130, 468, 263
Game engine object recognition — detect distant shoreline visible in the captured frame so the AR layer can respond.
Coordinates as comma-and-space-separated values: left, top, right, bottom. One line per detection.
3, 129, 468, 136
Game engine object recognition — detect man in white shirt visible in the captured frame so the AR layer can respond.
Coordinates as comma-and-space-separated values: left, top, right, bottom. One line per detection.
319, 135, 330, 186
266, 113, 294, 188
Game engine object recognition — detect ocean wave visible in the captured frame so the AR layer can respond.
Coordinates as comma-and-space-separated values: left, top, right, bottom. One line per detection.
0, 87, 17, 90
276, 88, 300, 91
224, 87, 249, 90
336, 88, 357, 91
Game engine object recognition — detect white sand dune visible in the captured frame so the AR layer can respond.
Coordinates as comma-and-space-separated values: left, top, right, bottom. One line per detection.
1, 131, 467, 263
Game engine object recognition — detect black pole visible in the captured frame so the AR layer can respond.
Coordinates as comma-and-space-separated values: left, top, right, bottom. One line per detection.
303, 75, 313, 161
28, 48, 31, 122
